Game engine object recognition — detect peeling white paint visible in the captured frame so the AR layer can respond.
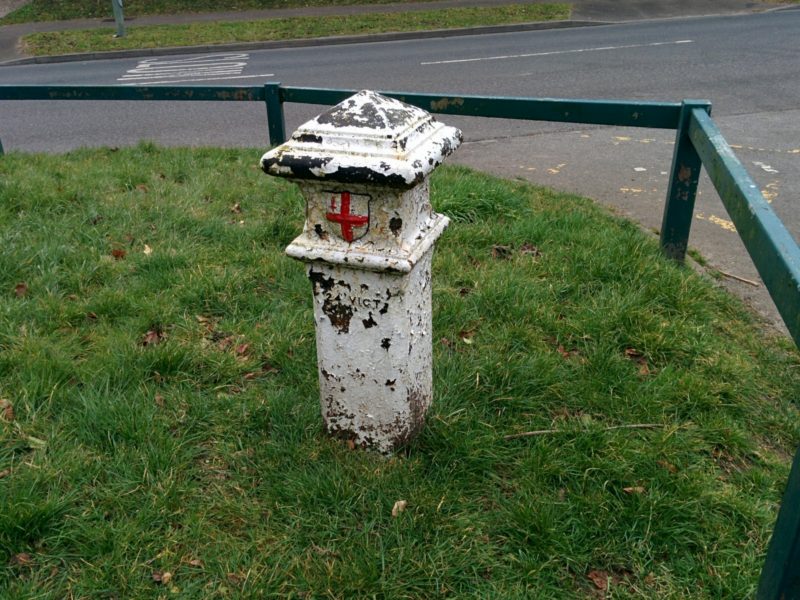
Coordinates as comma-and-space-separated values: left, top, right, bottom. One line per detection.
261, 91, 461, 453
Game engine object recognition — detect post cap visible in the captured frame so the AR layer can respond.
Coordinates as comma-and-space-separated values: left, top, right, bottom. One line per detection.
261, 90, 462, 189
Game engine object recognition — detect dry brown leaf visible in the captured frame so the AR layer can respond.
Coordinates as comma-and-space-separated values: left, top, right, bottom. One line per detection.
346, 439, 356, 451
143, 244, 153, 256
187, 559, 204, 568
235, 343, 250, 356
519, 243, 541, 257
111, 248, 127, 261
623, 486, 646, 494
0, 468, 11, 479
136, 184, 149, 193
154, 394, 165, 407
0, 399, 14, 422
261, 362, 280, 375
14, 282, 28, 297
226, 572, 243, 585
10, 553, 33, 567
230, 203, 242, 214
391, 500, 408, 517
141, 329, 165, 346
152, 570, 172, 584
217, 335, 236, 351
86, 312, 98, 321
458, 329, 475, 345
657, 459, 678, 474
587, 569, 609, 591
491, 244, 512, 260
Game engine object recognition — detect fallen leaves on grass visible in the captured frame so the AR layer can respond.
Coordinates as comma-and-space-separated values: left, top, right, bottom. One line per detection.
458, 329, 476, 345
587, 569, 609, 591
111, 248, 127, 261
143, 244, 153, 256
624, 348, 651, 376
9, 553, 33, 568
658, 459, 678, 473
0, 468, 11, 479
152, 570, 172, 584
230, 202, 242, 214
392, 500, 408, 517
622, 486, 646, 495
0, 399, 14, 422
491, 244, 512, 260
141, 328, 166, 346
14, 282, 28, 297
519, 242, 542, 257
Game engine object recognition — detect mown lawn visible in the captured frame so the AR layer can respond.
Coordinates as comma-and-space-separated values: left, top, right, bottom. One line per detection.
1, 0, 425, 23
1, 145, 798, 598
20, 4, 571, 56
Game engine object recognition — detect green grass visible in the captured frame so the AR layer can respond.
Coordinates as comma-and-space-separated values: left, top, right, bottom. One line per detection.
20, 4, 570, 56
2, 0, 443, 24
1, 145, 799, 598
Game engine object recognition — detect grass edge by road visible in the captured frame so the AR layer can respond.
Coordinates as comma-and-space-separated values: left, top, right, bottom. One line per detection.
20, 4, 571, 56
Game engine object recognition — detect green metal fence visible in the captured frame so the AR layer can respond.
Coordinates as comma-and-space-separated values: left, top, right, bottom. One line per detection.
0, 83, 798, 598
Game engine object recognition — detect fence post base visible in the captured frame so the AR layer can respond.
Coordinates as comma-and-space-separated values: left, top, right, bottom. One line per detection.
659, 100, 711, 262
757, 446, 800, 599
264, 82, 286, 147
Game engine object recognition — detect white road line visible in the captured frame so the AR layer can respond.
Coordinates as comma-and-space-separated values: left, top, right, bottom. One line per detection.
122, 73, 275, 86
120, 71, 244, 81
118, 52, 255, 83
420, 40, 694, 66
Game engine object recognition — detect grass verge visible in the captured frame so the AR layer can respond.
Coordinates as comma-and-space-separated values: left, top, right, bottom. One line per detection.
3, 0, 443, 24
1, 145, 799, 597
20, 4, 571, 56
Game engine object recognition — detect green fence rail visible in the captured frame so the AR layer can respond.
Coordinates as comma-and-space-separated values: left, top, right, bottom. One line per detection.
0, 82, 798, 598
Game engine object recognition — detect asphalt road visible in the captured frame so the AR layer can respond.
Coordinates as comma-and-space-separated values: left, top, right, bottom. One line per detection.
1, 8, 799, 331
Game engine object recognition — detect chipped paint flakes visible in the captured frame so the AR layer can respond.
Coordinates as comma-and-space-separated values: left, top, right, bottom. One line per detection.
547, 163, 567, 174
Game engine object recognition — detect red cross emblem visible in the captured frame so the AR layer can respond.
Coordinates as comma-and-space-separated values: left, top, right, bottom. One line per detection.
326, 192, 370, 242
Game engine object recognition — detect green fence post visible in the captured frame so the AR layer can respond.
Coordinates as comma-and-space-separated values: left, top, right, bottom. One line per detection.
659, 100, 711, 262
264, 82, 286, 146
758, 445, 800, 599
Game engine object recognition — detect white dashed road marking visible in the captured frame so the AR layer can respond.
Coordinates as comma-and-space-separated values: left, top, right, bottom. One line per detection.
420, 40, 693, 66
118, 53, 274, 85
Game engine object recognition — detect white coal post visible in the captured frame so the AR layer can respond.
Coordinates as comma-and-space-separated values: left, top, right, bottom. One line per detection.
260, 90, 462, 453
